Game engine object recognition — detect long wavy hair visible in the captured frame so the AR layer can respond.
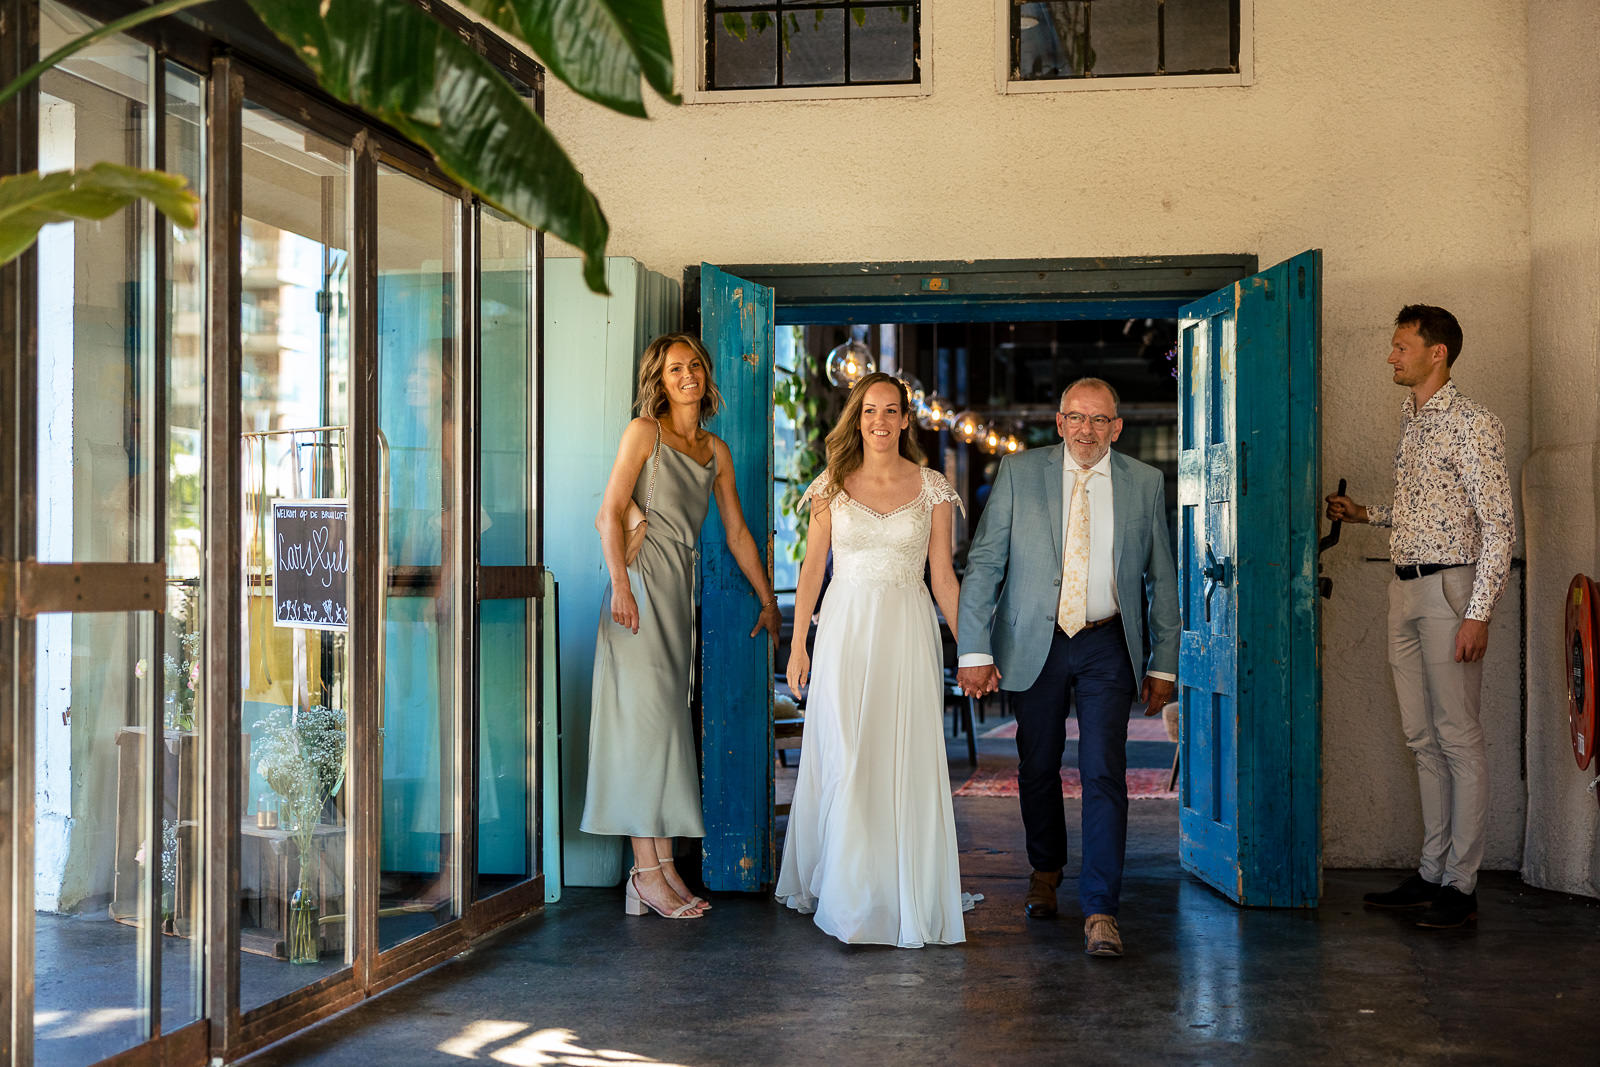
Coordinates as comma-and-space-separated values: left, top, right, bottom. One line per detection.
820, 372, 925, 501
634, 333, 723, 425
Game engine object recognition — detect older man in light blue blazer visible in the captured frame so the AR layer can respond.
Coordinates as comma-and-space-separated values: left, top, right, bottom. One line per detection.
957, 378, 1179, 958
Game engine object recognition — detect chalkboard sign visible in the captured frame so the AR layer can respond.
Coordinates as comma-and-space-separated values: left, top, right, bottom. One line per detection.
272, 499, 350, 631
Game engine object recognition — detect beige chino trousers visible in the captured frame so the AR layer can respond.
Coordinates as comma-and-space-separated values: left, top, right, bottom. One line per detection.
1386, 565, 1488, 894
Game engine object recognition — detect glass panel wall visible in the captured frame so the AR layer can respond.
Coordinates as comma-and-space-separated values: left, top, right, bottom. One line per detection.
377, 164, 461, 946
31, 6, 161, 1063
161, 58, 208, 1035
237, 101, 353, 1009
476, 207, 536, 897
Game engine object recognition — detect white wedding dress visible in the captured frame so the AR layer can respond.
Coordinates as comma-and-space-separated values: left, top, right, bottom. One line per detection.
775, 466, 966, 948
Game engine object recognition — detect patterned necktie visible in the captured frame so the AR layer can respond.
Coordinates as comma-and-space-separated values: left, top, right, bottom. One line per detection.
1058, 467, 1093, 636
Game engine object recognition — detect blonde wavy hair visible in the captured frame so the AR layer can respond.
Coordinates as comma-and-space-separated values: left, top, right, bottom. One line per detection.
634, 333, 723, 425
819, 372, 925, 502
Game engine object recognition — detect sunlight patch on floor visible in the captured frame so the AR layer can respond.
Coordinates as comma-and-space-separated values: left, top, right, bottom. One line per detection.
438, 1021, 692, 1066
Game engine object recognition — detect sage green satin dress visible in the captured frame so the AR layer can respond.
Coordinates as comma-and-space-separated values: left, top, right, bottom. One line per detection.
580, 443, 717, 839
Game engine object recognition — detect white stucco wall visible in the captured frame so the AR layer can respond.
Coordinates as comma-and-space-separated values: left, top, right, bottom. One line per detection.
546, 1, 1534, 870
1521, 1, 1600, 897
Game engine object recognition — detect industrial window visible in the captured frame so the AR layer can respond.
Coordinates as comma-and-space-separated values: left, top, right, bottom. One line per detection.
1008, 0, 1244, 87
704, 2, 921, 91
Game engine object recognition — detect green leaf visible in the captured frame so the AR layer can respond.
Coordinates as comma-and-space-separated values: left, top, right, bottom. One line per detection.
245, 0, 610, 294
455, 0, 679, 117
0, 164, 198, 266
852, 8, 866, 29
751, 11, 773, 35
722, 13, 747, 42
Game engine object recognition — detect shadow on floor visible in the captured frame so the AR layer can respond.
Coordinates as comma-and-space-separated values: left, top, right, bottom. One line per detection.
243, 787, 1600, 1066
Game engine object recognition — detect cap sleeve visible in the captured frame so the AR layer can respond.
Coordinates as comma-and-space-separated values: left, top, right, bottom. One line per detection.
797, 469, 835, 513
922, 467, 966, 516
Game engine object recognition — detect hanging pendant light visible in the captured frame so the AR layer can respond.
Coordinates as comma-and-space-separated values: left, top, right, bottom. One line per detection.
952, 410, 982, 444
824, 329, 876, 388
919, 393, 950, 430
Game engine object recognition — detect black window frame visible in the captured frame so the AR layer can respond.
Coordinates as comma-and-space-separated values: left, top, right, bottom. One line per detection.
1009, 0, 1241, 83
704, 1, 923, 92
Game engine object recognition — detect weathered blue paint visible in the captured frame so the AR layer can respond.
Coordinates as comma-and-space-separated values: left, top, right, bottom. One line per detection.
1177, 250, 1322, 908
698, 264, 775, 892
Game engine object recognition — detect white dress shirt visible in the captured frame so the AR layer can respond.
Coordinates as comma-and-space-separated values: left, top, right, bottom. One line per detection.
1069, 451, 1119, 624
959, 448, 1174, 683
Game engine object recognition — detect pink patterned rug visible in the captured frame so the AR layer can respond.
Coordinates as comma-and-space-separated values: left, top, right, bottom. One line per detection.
953, 765, 1177, 800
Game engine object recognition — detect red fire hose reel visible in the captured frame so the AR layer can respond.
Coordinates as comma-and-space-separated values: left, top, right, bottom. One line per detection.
1566, 574, 1600, 779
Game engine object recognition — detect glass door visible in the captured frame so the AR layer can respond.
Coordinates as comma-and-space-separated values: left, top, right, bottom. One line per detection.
235, 97, 355, 1010
374, 159, 463, 949
24, 7, 205, 1063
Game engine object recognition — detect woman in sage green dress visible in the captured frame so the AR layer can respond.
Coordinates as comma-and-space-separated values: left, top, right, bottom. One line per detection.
582, 333, 781, 920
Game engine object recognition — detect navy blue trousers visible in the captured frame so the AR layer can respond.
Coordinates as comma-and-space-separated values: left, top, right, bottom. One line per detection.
1011, 623, 1137, 917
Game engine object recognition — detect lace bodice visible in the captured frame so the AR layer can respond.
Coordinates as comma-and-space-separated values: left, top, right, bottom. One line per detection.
800, 467, 965, 588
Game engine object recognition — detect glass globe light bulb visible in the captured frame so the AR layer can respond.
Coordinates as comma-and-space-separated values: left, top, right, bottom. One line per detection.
953, 410, 981, 444
1003, 434, 1023, 454
824, 338, 876, 388
979, 424, 1002, 454
918, 393, 947, 431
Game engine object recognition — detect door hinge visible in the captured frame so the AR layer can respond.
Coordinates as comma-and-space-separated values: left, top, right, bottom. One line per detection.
1238, 441, 1248, 496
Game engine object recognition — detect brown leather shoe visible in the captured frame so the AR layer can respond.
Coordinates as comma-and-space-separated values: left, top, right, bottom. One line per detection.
1084, 913, 1123, 957
1024, 869, 1062, 918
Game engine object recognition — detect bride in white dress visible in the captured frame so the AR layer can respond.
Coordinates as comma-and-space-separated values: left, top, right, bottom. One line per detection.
776, 372, 966, 948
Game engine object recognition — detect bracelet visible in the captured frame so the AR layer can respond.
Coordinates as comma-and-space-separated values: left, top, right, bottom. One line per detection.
762, 593, 779, 607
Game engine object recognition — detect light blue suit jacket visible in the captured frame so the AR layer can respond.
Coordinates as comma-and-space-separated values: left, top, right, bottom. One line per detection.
957, 444, 1180, 692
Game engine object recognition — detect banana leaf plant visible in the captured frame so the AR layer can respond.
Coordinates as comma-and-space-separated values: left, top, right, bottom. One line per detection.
0, 0, 676, 293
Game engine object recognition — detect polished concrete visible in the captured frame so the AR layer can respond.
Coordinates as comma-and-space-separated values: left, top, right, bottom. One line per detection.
244, 720, 1600, 1066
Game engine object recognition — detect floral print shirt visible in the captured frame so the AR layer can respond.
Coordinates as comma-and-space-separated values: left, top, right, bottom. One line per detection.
1367, 381, 1515, 621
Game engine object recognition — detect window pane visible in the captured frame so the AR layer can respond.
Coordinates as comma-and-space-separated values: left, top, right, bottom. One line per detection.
773, 480, 800, 592
35, 4, 156, 565
34, 616, 157, 1066
479, 208, 534, 567
161, 59, 206, 1034
1017, 2, 1088, 79
377, 164, 462, 950
785, 8, 846, 85
478, 599, 531, 896
1087, 0, 1158, 76
1164, 0, 1234, 72
238, 101, 353, 1010
712, 12, 779, 87
849, 5, 916, 83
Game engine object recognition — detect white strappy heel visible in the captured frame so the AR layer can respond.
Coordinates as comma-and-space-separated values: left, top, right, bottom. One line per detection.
624, 864, 702, 919
657, 852, 711, 911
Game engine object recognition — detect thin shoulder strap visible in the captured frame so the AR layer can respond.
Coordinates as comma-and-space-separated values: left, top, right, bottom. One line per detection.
643, 418, 663, 519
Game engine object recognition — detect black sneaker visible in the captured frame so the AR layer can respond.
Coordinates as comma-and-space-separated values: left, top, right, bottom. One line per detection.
1415, 885, 1478, 929
1363, 873, 1439, 909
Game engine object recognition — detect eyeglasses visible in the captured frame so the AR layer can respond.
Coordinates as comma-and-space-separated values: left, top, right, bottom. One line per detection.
1060, 412, 1114, 429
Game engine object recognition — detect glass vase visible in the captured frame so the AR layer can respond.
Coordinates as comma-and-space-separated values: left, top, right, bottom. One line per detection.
288, 886, 319, 964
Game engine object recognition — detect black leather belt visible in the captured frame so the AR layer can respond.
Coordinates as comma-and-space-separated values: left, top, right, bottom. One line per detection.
1394, 563, 1463, 580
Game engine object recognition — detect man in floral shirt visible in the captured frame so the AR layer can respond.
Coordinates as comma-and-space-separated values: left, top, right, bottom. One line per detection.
1324, 304, 1515, 930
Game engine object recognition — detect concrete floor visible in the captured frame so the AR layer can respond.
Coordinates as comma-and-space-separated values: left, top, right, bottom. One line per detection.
243, 721, 1600, 1067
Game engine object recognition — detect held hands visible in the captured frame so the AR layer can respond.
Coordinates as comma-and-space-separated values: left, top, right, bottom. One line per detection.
1323, 493, 1368, 524
786, 645, 810, 699
957, 664, 1001, 698
1140, 675, 1175, 717
611, 585, 640, 634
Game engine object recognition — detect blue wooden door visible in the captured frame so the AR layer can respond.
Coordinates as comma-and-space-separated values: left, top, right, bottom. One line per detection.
698, 264, 775, 891
1177, 249, 1322, 907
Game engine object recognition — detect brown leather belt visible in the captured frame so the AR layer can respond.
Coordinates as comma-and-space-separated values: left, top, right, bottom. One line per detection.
1071, 613, 1121, 634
